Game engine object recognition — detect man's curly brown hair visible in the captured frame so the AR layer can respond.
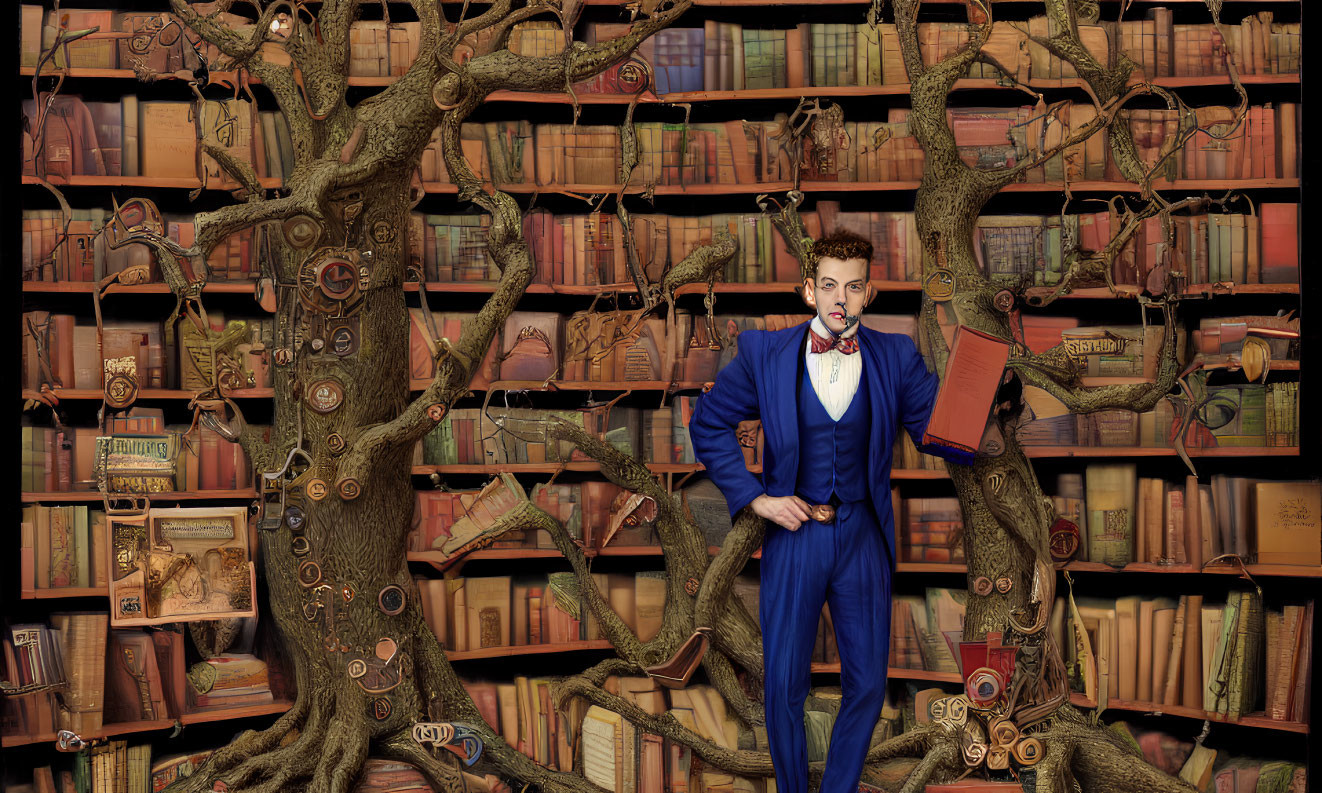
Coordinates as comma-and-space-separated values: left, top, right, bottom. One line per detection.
808, 230, 873, 281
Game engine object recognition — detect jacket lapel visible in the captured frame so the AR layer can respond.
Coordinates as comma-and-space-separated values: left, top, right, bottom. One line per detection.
857, 325, 883, 490
767, 321, 811, 482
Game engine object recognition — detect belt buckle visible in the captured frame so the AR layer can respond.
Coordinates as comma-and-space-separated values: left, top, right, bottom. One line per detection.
810, 504, 836, 523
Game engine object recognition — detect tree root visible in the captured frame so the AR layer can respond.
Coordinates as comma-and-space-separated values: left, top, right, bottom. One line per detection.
896, 740, 962, 793
310, 713, 371, 793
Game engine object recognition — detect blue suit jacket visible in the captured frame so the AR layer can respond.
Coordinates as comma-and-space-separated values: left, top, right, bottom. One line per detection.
688, 320, 949, 569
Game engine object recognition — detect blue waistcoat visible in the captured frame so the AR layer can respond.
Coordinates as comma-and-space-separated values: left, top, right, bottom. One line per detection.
795, 355, 871, 505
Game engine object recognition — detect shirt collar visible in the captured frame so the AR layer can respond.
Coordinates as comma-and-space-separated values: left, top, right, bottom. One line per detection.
810, 315, 861, 342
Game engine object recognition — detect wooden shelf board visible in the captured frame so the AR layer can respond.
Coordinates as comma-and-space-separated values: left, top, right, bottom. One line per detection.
22, 281, 258, 295
808, 665, 963, 682
896, 562, 967, 574
1067, 694, 1309, 734
1063, 561, 1322, 578
408, 549, 573, 565
1, 701, 292, 747
1022, 446, 1299, 458
21, 490, 257, 503
413, 380, 712, 393
891, 469, 951, 480
411, 462, 705, 474
21, 388, 273, 400
447, 640, 614, 660
180, 701, 293, 725
21, 174, 282, 190
21, 587, 109, 599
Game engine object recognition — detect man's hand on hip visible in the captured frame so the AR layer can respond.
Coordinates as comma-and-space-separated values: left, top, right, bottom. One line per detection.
751, 494, 813, 531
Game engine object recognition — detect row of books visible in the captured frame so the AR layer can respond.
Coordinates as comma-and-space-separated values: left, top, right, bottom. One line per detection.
20, 6, 1298, 88
1059, 592, 1312, 724
1056, 470, 1320, 569
29, 91, 1297, 193
21, 311, 273, 393
456, 674, 760, 790
22, 198, 1302, 291
2, 618, 281, 739
20, 506, 108, 590
18, 742, 152, 793
417, 404, 702, 468
1020, 381, 1300, 451
610, 13, 1299, 95
20, 423, 258, 494
417, 571, 669, 653
412, 303, 1295, 392
404, 204, 1302, 288
411, 103, 1300, 190
22, 208, 256, 283
884, 584, 1314, 726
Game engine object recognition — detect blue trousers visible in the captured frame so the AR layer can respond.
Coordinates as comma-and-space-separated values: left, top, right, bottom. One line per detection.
759, 501, 892, 793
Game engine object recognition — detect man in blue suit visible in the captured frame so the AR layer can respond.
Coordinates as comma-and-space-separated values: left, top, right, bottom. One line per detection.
689, 231, 957, 793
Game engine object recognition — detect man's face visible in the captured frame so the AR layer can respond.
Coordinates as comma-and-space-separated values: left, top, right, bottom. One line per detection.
804, 256, 871, 335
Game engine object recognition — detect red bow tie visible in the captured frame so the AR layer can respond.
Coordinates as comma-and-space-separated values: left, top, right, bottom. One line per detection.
809, 329, 860, 355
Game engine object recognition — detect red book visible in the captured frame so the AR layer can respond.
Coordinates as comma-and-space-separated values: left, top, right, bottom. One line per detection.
218, 431, 237, 489
1259, 203, 1299, 284
922, 325, 1012, 464
201, 427, 220, 490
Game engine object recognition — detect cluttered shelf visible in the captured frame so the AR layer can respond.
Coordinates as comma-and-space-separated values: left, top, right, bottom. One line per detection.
0, 701, 294, 749
20, 174, 1303, 196
21, 280, 1303, 298
17, 67, 1300, 95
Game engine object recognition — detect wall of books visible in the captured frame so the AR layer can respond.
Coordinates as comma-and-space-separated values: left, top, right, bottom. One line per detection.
8, 0, 1315, 791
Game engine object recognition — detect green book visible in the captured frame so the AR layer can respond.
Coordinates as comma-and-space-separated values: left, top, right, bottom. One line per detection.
74, 505, 90, 588
1206, 592, 1240, 714
1227, 589, 1264, 717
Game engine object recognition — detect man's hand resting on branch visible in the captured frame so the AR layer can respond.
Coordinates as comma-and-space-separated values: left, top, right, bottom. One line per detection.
751, 494, 813, 531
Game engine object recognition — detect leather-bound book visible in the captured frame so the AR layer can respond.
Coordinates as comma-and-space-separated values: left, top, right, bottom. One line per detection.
922, 325, 1011, 464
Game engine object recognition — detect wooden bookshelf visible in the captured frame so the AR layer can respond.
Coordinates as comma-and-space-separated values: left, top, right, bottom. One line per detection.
21, 490, 258, 503
0, 701, 294, 748
1067, 694, 1309, 735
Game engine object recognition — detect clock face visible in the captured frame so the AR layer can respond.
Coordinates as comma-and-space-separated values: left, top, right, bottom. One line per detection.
319, 261, 358, 299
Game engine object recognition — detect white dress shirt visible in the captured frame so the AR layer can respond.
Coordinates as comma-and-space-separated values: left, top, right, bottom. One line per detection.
804, 316, 863, 421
